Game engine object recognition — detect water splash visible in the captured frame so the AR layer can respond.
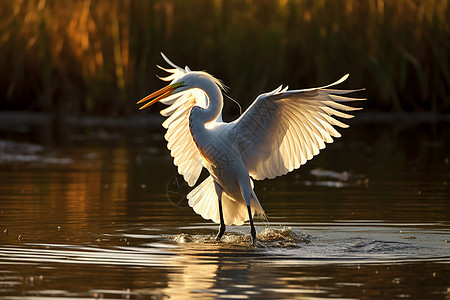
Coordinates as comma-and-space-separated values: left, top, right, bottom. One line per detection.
257, 227, 309, 247
173, 227, 309, 248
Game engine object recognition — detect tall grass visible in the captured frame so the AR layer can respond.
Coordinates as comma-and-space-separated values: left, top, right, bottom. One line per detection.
0, 0, 448, 116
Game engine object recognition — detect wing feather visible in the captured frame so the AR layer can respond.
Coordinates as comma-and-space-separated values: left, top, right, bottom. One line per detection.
159, 90, 205, 187
152, 55, 211, 187
156, 56, 201, 183
284, 110, 309, 165
234, 75, 364, 180
295, 108, 330, 148
281, 125, 294, 170
288, 125, 303, 168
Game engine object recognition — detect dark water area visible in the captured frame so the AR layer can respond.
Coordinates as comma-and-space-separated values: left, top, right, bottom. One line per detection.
0, 115, 449, 299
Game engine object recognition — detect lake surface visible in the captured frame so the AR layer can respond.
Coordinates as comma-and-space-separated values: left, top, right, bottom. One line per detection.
0, 116, 449, 299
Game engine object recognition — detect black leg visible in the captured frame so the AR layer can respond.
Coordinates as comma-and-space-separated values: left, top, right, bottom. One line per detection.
247, 205, 256, 245
214, 182, 225, 241
216, 197, 225, 241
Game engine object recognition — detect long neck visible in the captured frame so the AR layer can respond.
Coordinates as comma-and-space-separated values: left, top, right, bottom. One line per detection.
188, 77, 223, 151
190, 76, 223, 125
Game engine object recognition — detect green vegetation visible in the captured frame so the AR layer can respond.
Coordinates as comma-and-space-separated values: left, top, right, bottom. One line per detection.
0, 0, 448, 116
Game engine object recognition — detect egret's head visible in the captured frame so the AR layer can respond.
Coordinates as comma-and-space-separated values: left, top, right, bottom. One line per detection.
137, 72, 224, 110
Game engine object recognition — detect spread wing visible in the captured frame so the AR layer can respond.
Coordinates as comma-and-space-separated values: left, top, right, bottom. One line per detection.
232, 74, 364, 180
157, 54, 207, 186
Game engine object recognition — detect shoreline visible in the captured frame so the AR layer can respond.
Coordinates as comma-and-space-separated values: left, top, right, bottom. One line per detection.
1, 111, 449, 131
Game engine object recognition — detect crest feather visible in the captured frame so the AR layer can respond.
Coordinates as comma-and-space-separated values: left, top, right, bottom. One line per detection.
159, 53, 226, 91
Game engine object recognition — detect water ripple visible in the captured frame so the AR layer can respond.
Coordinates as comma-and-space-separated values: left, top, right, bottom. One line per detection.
0, 224, 448, 270
0, 243, 175, 268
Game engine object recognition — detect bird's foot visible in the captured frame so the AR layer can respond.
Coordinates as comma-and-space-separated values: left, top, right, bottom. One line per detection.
250, 229, 257, 246
215, 234, 223, 242
216, 224, 225, 242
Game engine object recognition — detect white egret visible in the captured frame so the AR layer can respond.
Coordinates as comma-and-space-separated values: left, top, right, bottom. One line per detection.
138, 53, 364, 244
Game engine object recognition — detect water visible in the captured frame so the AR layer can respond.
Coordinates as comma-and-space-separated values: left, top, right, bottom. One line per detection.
0, 119, 449, 299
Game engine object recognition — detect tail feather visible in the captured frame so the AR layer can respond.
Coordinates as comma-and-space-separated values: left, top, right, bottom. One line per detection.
187, 176, 266, 226
250, 190, 267, 222
187, 176, 219, 223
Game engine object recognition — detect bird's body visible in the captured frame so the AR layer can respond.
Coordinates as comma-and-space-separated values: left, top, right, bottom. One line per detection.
138, 54, 364, 244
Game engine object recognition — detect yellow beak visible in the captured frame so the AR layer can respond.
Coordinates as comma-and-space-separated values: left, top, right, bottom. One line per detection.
137, 82, 183, 110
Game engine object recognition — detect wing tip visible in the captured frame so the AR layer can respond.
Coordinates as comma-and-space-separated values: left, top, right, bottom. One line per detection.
334, 73, 349, 86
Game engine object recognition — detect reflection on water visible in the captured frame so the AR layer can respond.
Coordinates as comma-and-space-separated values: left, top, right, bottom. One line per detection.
0, 122, 449, 299
1, 223, 449, 299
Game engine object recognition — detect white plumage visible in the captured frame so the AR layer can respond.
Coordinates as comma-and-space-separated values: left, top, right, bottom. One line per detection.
138, 53, 364, 244
160, 91, 205, 186
187, 176, 263, 226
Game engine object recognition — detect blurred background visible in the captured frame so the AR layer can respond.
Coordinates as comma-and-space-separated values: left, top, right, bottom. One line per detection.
0, 0, 449, 118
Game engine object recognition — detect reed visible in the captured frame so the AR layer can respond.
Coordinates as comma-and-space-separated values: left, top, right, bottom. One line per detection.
0, 0, 448, 116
